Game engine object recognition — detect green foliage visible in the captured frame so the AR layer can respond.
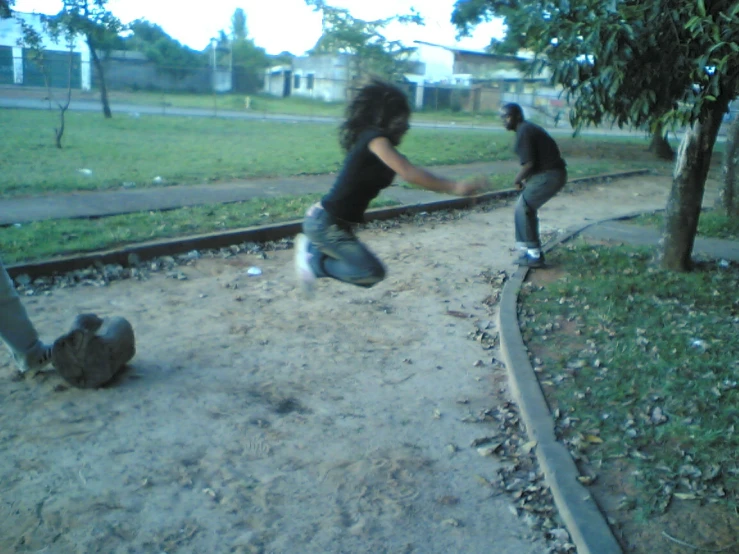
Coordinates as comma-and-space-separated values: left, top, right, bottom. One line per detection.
0, 0, 14, 19
520, 243, 739, 516
632, 209, 739, 240
50, 0, 123, 51
126, 19, 206, 79
2, 194, 399, 264
231, 7, 247, 41
217, 9, 270, 94
231, 39, 269, 93
305, 0, 422, 81
0, 109, 520, 197
452, 0, 739, 132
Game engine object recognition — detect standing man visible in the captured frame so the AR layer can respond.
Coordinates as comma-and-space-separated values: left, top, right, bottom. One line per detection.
501, 103, 567, 268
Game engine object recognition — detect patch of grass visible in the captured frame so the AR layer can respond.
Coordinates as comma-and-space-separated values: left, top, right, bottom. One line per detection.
632, 210, 739, 240
519, 243, 739, 519
106, 90, 507, 125
0, 109, 520, 197
1, 108, 677, 199
2, 194, 397, 264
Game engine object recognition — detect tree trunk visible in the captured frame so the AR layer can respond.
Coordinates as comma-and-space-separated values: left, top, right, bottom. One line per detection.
55, 50, 74, 149
718, 115, 739, 216
55, 108, 65, 149
87, 38, 112, 119
662, 98, 729, 271
648, 124, 675, 160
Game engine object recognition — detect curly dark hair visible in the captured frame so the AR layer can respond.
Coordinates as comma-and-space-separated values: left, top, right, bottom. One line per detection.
339, 78, 411, 152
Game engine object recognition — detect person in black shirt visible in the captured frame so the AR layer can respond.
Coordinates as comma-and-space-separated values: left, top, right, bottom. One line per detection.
501, 102, 567, 268
294, 79, 489, 296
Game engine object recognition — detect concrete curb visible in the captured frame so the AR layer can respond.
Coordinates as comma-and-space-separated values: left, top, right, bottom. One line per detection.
6, 170, 650, 279
495, 210, 661, 554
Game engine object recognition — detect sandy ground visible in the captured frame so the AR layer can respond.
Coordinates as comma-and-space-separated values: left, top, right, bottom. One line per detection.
1, 175, 710, 554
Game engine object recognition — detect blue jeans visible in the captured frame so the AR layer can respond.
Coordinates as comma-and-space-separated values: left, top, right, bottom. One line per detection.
302, 203, 386, 288
515, 168, 567, 248
0, 259, 42, 360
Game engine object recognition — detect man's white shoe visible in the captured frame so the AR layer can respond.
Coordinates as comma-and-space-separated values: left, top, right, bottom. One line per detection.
15, 341, 53, 373
294, 233, 316, 298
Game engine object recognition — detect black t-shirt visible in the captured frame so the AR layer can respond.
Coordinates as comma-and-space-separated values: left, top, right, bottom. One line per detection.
322, 128, 396, 223
515, 121, 566, 173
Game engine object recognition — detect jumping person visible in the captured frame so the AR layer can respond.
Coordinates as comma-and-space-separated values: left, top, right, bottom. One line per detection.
294, 78, 490, 295
500, 102, 567, 268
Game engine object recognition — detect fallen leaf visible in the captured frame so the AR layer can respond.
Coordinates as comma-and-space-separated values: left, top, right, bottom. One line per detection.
577, 475, 596, 485
477, 444, 502, 457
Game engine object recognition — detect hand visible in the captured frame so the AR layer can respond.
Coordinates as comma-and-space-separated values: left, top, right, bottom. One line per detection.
515, 180, 525, 191
453, 175, 491, 196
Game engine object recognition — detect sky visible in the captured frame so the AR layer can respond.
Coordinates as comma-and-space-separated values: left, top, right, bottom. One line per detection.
12, 0, 506, 55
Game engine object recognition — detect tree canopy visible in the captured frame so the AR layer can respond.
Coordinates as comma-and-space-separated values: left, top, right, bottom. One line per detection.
452, 0, 738, 133
453, 1, 738, 271
306, 0, 422, 81
126, 19, 205, 78
0, 0, 14, 19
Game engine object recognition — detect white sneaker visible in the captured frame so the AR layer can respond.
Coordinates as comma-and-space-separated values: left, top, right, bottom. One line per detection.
15, 341, 53, 373
294, 233, 316, 298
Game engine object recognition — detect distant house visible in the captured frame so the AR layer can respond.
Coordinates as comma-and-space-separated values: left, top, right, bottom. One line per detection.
265, 53, 352, 102
0, 12, 91, 89
407, 41, 557, 114
262, 40, 563, 116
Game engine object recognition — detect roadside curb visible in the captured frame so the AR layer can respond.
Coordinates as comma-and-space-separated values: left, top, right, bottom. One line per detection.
496, 210, 658, 554
6, 169, 650, 280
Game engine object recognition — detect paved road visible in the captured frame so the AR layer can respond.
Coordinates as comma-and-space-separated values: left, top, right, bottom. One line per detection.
0, 161, 522, 226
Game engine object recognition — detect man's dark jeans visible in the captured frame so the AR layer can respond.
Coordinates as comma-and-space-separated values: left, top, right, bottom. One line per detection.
514, 168, 567, 248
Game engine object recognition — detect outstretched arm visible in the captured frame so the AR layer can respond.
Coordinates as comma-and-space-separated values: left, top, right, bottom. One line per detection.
369, 136, 486, 196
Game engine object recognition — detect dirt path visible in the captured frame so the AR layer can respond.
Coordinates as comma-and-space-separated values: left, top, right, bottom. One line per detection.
1, 175, 714, 554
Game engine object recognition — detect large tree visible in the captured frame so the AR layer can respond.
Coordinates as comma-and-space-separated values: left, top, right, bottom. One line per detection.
305, 0, 422, 83
49, 0, 123, 118
126, 19, 205, 81
453, 0, 739, 271
225, 8, 269, 93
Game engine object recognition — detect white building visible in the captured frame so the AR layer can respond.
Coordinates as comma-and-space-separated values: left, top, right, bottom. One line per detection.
264, 54, 351, 102
0, 12, 91, 90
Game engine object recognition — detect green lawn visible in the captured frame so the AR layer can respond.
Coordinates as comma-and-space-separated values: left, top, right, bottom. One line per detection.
519, 243, 739, 524
99, 89, 508, 125
0, 108, 670, 198
0, 109, 518, 197
0, 106, 684, 264
2, 195, 398, 264
631, 210, 739, 240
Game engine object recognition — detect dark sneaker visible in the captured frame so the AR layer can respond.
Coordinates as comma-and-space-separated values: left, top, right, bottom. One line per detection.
515, 253, 546, 268
294, 233, 316, 297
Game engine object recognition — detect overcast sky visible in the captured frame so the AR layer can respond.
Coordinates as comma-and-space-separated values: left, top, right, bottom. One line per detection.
13, 0, 505, 55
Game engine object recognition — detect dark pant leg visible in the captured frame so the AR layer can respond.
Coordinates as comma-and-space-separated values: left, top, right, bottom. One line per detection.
303, 208, 386, 288
514, 169, 567, 248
